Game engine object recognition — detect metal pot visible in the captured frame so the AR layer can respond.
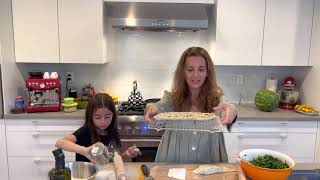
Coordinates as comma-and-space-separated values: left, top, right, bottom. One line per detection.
65, 162, 98, 180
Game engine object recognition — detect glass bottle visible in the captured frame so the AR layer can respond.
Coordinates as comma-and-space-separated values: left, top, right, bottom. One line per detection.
48, 148, 71, 180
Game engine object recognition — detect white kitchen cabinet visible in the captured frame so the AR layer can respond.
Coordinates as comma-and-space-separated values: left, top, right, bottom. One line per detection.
215, 0, 315, 66
5, 119, 83, 180
12, 0, 106, 64
0, 119, 9, 180
58, 0, 106, 63
224, 120, 317, 163
215, 0, 265, 65
104, 0, 214, 3
12, 0, 60, 63
8, 156, 74, 180
262, 0, 314, 66
315, 120, 320, 163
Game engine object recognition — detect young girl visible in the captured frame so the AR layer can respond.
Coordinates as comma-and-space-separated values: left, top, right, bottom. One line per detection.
56, 93, 140, 162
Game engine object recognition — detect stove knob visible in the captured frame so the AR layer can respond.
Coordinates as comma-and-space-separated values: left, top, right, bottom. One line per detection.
133, 126, 141, 134
125, 126, 132, 134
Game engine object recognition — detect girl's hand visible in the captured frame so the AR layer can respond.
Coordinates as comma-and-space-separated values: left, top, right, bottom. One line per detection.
82, 145, 96, 163
144, 105, 158, 122
123, 145, 141, 158
213, 102, 238, 125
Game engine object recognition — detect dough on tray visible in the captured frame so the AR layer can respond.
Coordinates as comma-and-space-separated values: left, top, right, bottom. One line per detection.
154, 112, 216, 121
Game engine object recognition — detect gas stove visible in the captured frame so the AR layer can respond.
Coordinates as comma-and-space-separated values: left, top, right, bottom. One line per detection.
117, 101, 145, 115
117, 115, 164, 138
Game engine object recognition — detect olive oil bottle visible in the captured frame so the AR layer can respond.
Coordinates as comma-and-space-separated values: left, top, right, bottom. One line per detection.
48, 148, 71, 180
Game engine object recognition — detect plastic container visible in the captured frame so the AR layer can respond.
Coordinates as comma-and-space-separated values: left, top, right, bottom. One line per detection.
63, 97, 75, 104
62, 102, 78, 113
15, 96, 24, 108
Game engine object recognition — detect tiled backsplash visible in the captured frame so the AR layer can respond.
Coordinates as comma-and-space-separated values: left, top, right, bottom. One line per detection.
17, 29, 311, 103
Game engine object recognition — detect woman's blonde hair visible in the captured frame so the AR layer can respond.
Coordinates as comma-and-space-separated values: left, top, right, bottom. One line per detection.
171, 47, 222, 112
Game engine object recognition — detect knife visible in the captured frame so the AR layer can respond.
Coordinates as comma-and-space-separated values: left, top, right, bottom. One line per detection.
141, 164, 154, 180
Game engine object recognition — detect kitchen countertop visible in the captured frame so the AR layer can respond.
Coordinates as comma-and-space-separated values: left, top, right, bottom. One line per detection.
3, 104, 320, 120
97, 162, 320, 179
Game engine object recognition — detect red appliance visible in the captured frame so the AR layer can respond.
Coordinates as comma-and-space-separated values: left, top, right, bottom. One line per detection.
278, 76, 300, 110
25, 78, 62, 113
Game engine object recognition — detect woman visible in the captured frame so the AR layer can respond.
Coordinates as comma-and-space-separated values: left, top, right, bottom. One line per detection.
145, 47, 237, 163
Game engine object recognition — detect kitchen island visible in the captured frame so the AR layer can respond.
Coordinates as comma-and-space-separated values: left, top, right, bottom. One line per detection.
94, 162, 320, 180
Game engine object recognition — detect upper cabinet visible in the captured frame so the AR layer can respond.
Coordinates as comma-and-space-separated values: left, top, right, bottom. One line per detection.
103, 0, 214, 3
12, 0, 106, 64
262, 0, 314, 66
58, 0, 105, 63
12, 0, 60, 63
215, 0, 315, 66
215, 0, 265, 65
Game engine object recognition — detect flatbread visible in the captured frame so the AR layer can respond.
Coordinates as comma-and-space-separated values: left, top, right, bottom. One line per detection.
193, 165, 236, 175
154, 112, 216, 121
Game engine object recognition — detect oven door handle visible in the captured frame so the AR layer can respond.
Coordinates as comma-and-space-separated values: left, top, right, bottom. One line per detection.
121, 139, 161, 142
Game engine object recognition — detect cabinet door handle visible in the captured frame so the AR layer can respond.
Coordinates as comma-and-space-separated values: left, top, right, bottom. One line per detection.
33, 158, 41, 163
33, 158, 54, 163
32, 131, 40, 137
32, 120, 39, 125
280, 133, 288, 139
238, 133, 288, 139
237, 122, 245, 126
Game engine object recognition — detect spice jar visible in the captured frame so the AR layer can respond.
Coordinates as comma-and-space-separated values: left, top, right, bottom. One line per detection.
15, 96, 24, 108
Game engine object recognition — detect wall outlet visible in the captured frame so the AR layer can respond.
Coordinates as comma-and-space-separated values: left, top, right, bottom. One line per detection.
66, 72, 74, 82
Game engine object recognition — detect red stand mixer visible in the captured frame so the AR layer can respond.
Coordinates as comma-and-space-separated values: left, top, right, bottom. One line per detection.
278, 77, 299, 110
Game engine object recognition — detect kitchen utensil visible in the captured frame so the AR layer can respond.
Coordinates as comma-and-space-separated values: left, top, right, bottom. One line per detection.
239, 149, 295, 180
141, 164, 154, 180
65, 162, 97, 180
113, 152, 127, 180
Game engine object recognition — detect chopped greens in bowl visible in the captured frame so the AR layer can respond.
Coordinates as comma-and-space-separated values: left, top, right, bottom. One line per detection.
250, 155, 289, 169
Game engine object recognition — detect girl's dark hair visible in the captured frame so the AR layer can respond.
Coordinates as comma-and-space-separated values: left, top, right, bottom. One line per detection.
84, 93, 121, 147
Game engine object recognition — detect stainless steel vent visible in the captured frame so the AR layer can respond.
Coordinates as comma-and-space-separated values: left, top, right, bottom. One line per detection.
105, 2, 213, 32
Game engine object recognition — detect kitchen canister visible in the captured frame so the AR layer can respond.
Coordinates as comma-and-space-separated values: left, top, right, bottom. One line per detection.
266, 78, 278, 93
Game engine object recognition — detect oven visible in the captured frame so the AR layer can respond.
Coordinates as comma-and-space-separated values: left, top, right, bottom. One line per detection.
117, 115, 164, 162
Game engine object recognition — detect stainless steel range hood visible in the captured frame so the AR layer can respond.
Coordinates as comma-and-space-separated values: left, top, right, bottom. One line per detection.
105, 2, 213, 32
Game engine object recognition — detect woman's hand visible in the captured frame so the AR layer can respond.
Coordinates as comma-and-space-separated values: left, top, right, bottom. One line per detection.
122, 145, 141, 158
144, 105, 158, 122
213, 102, 238, 125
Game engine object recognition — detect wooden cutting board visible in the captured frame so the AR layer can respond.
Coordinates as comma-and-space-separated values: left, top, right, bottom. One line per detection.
150, 163, 246, 180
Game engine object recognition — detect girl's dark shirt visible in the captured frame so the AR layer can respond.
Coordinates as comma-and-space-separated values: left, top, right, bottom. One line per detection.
73, 126, 112, 162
